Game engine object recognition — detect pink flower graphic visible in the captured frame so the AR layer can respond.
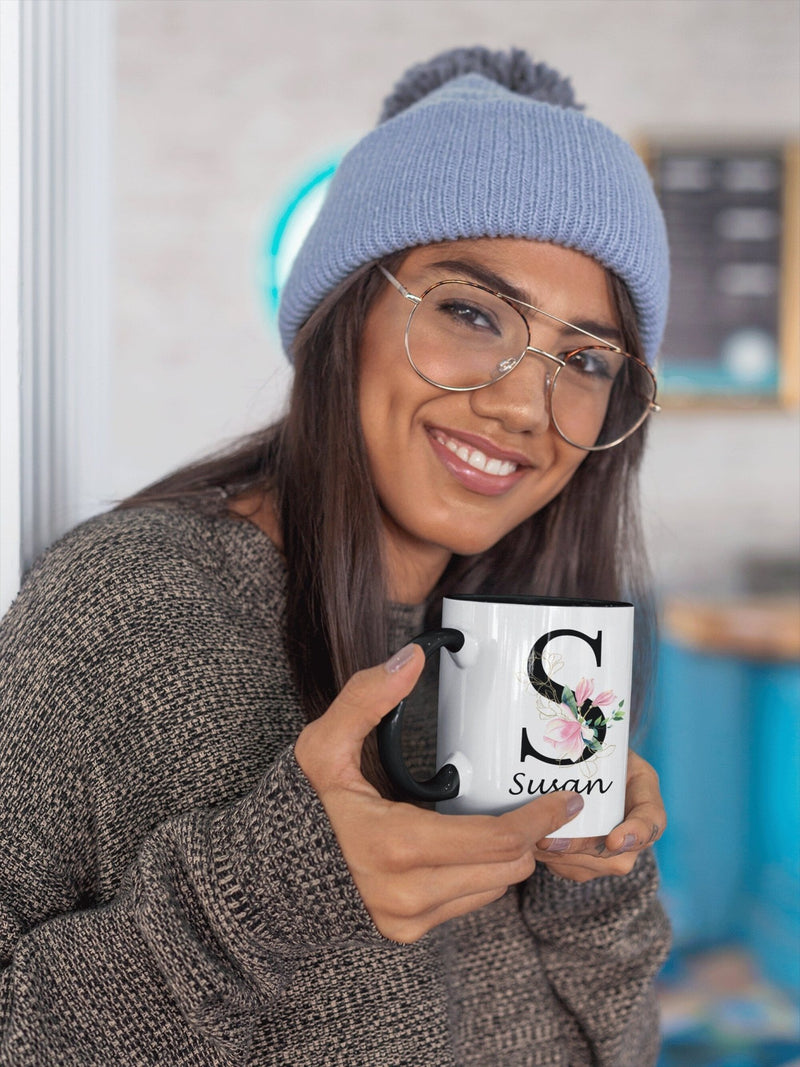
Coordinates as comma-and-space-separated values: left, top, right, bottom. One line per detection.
574, 677, 617, 708
543, 714, 595, 761
574, 677, 593, 706
539, 679, 625, 761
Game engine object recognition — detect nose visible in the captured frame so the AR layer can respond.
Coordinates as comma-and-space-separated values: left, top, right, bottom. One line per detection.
468, 350, 552, 435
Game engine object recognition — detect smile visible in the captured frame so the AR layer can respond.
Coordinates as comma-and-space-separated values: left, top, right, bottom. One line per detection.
430, 430, 519, 476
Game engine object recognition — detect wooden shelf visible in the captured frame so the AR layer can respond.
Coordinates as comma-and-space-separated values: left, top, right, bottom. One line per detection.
663, 596, 800, 662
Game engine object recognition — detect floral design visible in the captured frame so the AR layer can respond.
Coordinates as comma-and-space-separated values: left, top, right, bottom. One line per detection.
543, 715, 596, 762
542, 677, 626, 761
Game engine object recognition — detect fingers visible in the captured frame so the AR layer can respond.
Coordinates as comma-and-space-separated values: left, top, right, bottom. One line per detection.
346, 794, 584, 943
501, 790, 585, 847
367, 807, 531, 869
537, 834, 607, 857
346, 791, 583, 875
331, 802, 526, 943
536, 850, 641, 882
604, 751, 666, 854
295, 643, 425, 790
370, 854, 536, 943
330, 643, 426, 750
534, 751, 667, 883
320, 787, 585, 943
380, 792, 585, 871
388, 886, 513, 944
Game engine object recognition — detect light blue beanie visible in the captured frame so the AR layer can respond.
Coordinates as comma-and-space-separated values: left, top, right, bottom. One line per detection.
278, 48, 669, 364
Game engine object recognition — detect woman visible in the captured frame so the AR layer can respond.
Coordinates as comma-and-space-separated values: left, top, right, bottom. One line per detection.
0, 48, 670, 1065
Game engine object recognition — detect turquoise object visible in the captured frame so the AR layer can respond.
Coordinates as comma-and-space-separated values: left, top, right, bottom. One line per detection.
645, 641, 800, 994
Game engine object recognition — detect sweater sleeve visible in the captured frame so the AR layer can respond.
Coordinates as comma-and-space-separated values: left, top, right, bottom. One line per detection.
520, 850, 671, 1067
1, 749, 383, 1065
0, 510, 386, 1064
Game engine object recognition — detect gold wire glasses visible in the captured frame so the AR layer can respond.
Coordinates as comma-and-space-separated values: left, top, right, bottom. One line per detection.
379, 265, 659, 452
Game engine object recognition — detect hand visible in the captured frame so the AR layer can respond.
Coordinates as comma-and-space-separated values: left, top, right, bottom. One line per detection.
533, 750, 667, 882
295, 644, 584, 943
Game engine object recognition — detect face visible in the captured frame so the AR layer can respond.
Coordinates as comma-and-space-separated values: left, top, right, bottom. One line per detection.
358, 237, 621, 602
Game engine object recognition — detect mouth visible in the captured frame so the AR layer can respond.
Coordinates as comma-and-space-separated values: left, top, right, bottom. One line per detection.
426, 426, 530, 496
429, 428, 528, 475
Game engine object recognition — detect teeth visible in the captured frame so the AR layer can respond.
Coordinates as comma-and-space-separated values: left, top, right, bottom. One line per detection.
435, 432, 518, 477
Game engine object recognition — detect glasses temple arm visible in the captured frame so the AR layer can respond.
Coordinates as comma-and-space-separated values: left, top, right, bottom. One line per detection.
378, 264, 420, 303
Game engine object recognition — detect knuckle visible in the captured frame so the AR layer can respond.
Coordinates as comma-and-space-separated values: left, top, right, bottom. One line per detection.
640, 816, 666, 845
484, 885, 510, 906
390, 891, 425, 920
381, 832, 416, 872
341, 667, 374, 704
376, 873, 426, 919
570, 871, 594, 883
607, 854, 637, 877
390, 920, 426, 945
494, 829, 527, 861
509, 851, 536, 883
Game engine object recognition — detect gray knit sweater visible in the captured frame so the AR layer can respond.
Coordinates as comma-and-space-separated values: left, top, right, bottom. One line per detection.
0, 506, 670, 1066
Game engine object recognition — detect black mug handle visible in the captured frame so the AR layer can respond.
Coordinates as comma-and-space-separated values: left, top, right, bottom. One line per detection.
377, 628, 465, 802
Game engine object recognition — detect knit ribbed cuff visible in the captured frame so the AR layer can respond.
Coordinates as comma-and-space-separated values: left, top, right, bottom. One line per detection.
205, 747, 381, 975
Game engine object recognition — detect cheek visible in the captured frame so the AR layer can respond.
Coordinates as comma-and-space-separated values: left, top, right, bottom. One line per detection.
517, 446, 587, 519
554, 447, 588, 490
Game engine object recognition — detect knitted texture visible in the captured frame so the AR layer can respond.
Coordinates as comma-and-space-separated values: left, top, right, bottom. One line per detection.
278, 60, 669, 363
379, 46, 582, 119
0, 507, 671, 1065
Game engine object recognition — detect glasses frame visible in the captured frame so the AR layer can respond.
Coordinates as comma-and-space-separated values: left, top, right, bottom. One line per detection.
378, 265, 660, 452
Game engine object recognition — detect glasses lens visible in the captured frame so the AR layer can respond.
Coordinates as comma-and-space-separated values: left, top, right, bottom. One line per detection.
551, 348, 656, 450
407, 282, 528, 390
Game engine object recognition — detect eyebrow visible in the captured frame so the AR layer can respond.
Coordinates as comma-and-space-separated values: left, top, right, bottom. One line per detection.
428, 258, 531, 303
425, 257, 625, 347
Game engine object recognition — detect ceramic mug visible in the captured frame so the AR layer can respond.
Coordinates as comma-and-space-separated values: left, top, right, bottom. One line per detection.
378, 594, 634, 837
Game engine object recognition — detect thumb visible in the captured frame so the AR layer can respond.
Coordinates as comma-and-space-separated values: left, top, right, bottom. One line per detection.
306, 643, 426, 770
502, 790, 585, 845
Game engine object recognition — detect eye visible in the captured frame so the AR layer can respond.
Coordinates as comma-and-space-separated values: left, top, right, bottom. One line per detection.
436, 298, 501, 336
564, 347, 621, 381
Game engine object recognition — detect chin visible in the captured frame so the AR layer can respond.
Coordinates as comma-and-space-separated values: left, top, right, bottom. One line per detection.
436, 525, 515, 558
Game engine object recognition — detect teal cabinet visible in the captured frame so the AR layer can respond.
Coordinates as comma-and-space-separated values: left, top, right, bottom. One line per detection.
644, 639, 800, 994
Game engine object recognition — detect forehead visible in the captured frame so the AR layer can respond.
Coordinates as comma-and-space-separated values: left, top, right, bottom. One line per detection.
401, 237, 616, 322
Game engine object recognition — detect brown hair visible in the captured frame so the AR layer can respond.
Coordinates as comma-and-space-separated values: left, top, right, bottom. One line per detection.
120, 254, 655, 786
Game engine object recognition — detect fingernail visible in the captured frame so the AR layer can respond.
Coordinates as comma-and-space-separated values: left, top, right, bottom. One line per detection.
546, 838, 571, 853
384, 643, 416, 673
621, 833, 638, 852
565, 794, 584, 817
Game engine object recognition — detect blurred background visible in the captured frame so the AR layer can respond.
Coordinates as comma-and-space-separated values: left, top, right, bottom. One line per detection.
1, 1, 798, 1064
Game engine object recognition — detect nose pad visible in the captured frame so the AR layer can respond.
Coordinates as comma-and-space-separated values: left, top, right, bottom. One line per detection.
470, 352, 552, 434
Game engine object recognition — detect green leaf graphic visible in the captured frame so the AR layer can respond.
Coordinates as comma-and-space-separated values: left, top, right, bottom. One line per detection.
562, 685, 579, 717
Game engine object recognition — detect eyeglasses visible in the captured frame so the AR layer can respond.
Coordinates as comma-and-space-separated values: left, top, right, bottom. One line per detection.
378, 265, 659, 452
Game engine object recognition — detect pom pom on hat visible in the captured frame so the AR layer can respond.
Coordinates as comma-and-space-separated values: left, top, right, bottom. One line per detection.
278, 47, 669, 364
379, 45, 582, 121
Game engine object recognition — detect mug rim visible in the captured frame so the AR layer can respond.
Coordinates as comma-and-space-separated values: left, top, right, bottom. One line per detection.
444, 594, 634, 609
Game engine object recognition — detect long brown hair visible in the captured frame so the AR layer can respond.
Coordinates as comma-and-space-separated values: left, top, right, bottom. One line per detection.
120, 252, 655, 781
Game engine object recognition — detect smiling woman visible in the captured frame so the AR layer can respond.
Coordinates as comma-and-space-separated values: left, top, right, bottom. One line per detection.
358, 239, 624, 598
1, 45, 671, 1067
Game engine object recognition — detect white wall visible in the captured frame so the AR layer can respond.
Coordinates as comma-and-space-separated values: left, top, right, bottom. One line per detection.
113, 0, 800, 595
1, 0, 113, 614
0, 0, 22, 615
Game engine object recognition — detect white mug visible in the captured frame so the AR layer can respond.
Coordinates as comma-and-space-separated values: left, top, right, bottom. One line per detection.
378, 595, 634, 837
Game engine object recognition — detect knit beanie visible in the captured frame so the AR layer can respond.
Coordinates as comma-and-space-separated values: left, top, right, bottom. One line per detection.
278, 47, 669, 364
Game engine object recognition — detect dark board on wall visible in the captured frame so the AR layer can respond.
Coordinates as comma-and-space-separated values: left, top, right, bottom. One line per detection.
643, 141, 799, 408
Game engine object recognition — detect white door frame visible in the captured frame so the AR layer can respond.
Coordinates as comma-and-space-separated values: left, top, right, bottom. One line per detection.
1, 0, 114, 617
